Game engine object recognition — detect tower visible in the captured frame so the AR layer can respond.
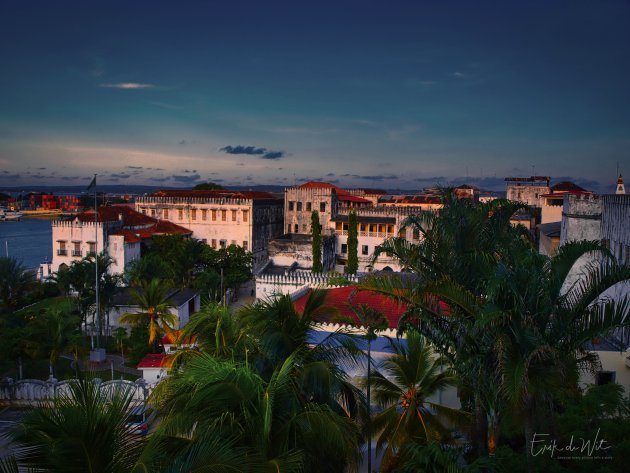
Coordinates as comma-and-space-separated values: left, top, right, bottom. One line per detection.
616, 174, 625, 195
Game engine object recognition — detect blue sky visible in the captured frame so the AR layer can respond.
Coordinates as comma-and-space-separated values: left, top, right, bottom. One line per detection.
1, 0, 629, 192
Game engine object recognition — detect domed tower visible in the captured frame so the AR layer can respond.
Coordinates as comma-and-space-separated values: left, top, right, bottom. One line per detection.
616, 174, 625, 195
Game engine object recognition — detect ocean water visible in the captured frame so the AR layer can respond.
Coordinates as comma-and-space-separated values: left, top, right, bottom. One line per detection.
0, 217, 53, 269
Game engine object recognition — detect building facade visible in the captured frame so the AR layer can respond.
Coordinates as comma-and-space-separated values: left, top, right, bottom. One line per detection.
41, 205, 191, 279
135, 190, 284, 269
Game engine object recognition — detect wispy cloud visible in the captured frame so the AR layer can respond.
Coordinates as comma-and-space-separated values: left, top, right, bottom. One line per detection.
220, 145, 285, 160
99, 82, 155, 89
110, 173, 131, 179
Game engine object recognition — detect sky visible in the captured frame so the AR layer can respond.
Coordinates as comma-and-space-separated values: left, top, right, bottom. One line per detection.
1, 0, 629, 193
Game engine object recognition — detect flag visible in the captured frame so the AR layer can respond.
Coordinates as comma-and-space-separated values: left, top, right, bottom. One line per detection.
86, 175, 96, 192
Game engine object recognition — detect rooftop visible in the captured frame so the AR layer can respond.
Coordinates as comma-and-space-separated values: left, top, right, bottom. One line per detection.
137, 353, 166, 369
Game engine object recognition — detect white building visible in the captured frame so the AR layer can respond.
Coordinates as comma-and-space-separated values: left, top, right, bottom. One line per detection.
40, 205, 192, 279
135, 190, 284, 269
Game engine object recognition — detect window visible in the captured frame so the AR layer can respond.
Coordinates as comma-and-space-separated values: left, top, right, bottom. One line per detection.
243, 241, 248, 251
306, 202, 312, 211
413, 229, 420, 240
150, 209, 156, 217
178, 208, 183, 220
221, 210, 227, 221
399, 229, 406, 238
211, 239, 217, 248
88, 242, 96, 255
302, 224, 307, 232
72, 241, 81, 257
57, 241, 67, 256
297, 201, 303, 211
336, 222, 343, 231
597, 371, 616, 385
202, 209, 207, 220
232, 210, 237, 221
191, 209, 197, 220
163, 209, 169, 219
294, 224, 298, 233
341, 244, 348, 254
220, 239, 227, 248
360, 224, 366, 232
362, 245, 369, 255
320, 202, 326, 212
201, 239, 207, 244
212, 209, 217, 221
287, 224, 292, 233
289, 201, 295, 211
243, 210, 248, 222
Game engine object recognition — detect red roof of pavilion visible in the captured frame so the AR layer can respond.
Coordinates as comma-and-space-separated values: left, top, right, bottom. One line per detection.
137, 353, 167, 369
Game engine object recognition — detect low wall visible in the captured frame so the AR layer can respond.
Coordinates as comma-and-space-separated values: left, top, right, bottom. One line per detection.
0, 377, 151, 407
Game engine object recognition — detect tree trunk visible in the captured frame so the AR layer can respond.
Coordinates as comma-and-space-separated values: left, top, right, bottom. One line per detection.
474, 395, 488, 457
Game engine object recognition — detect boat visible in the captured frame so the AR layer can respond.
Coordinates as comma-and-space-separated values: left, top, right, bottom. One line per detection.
0, 208, 23, 221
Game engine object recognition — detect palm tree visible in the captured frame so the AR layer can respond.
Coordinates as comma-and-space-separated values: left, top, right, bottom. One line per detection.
370, 333, 464, 471
146, 351, 363, 473
7, 376, 144, 473
0, 256, 35, 311
337, 301, 388, 473
119, 278, 177, 351
484, 241, 630, 470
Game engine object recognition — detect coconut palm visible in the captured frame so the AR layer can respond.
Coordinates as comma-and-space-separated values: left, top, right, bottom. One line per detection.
0, 256, 35, 311
8, 376, 144, 473
119, 278, 177, 350
484, 241, 630, 470
370, 332, 465, 471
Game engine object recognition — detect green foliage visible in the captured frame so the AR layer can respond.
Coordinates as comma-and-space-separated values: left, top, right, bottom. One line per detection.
120, 278, 177, 350
7, 376, 145, 472
192, 181, 225, 190
311, 210, 323, 272
145, 292, 365, 472
127, 235, 253, 302
347, 210, 358, 274
0, 256, 36, 310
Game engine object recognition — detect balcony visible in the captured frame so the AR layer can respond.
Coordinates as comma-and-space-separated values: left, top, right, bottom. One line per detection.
57, 249, 67, 256
72, 250, 82, 257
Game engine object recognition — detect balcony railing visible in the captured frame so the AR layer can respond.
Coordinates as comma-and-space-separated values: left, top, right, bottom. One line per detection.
57, 249, 67, 256
72, 250, 82, 257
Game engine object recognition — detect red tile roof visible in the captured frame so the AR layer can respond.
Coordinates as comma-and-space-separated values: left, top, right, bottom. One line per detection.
293, 286, 409, 329
110, 229, 142, 244
337, 194, 372, 204
136, 220, 192, 238
75, 205, 155, 226
151, 190, 278, 200
381, 195, 442, 205
550, 181, 586, 192
297, 181, 342, 190
137, 353, 167, 369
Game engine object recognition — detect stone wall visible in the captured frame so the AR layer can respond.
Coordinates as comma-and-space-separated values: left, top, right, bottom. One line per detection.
560, 194, 601, 245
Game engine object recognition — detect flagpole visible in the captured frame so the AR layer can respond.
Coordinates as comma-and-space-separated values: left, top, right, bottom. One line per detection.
94, 173, 100, 349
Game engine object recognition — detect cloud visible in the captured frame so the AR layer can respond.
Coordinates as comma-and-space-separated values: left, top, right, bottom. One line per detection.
126, 166, 143, 169
452, 72, 464, 78
61, 176, 80, 181
0, 173, 20, 179
178, 140, 187, 145
99, 83, 155, 89
149, 177, 170, 182
110, 173, 131, 179
220, 145, 285, 160
326, 173, 335, 177
340, 174, 397, 181
182, 169, 198, 173
37, 167, 47, 170
172, 174, 201, 183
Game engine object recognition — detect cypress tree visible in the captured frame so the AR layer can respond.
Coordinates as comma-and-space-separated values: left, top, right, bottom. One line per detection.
347, 210, 358, 274
311, 211, 323, 272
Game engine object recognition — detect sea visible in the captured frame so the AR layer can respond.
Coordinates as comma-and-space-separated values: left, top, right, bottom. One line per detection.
0, 217, 53, 269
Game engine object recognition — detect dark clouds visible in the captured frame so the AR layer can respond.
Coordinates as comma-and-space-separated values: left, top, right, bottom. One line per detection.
220, 145, 285, 160
110, 173, 131, 179
172, 174, 201, 183
340, 174, 398, 181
